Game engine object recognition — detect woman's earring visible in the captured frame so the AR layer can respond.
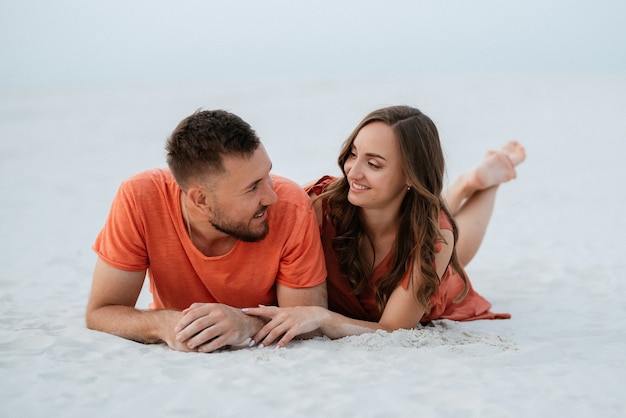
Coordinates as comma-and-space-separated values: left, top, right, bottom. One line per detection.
407, 185, 412, 191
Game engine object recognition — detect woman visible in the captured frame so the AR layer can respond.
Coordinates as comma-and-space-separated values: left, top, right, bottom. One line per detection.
243, 105, 525, 347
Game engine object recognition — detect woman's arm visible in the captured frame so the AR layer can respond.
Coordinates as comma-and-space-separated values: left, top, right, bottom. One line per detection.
241, 305, 398, 348
242, 229, 455, 347
242, 282, 426, 347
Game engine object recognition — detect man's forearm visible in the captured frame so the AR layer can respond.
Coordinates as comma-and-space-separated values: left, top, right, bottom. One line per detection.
86, 305, 181, 345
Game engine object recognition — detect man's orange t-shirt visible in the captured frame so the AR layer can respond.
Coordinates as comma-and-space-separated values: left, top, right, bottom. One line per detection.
93, 169, 327, 310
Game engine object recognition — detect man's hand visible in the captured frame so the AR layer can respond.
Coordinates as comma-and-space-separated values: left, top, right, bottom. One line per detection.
154, 309, 199, 352
174, 303, 264, 352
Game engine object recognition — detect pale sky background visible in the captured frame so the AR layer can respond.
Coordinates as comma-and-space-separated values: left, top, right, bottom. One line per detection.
1, 0, 625, 89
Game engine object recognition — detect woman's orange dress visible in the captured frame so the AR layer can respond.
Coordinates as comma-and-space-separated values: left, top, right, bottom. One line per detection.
308, 176, 510, 323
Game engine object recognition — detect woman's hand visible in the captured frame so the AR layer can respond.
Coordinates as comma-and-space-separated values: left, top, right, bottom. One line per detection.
242, 305, 329, 348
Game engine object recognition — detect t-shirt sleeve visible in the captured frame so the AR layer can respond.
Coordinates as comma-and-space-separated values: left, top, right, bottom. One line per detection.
92, 180, 149, 271
275, 184, 327, 289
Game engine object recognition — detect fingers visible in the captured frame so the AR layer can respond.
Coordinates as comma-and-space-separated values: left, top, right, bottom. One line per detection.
174, 304, 260, 352
167, 339, 199, 353
247, 310, 299, 348
242, 305, 281, 346
174, 303, 301, 352
256, 320, 299, 348
241, 305, 276, 318
176, 317, 220, 349
241, 305, 278, 345
275, 328, 298, 348
195, 334, 229, 353
253, 320, 280, 347
174, 303, 226, 350
175, 303, 214, 334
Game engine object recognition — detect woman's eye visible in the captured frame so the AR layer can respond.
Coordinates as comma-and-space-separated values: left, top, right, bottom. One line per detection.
368, 161, 380, 169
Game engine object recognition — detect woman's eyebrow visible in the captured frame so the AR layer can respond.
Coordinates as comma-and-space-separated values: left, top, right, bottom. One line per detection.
364, 152, 387, 160
352, 145, 387, 161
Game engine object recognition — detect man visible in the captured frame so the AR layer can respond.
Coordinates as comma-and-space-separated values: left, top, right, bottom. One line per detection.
86, 109, 327, 353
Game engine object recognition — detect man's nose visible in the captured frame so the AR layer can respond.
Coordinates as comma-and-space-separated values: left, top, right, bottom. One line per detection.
261, 177, 278, 206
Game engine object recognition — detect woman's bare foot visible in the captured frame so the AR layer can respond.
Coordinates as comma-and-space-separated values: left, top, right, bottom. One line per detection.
500, 140, 526, 166
465, 141, 526, 191
443, 141, 526, 215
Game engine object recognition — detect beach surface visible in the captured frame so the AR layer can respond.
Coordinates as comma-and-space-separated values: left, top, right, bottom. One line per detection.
1, 74, 625, 417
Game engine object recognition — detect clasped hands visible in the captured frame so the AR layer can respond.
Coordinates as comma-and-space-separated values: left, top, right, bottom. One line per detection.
169, 303, 327, 353
170, 303, 259, 353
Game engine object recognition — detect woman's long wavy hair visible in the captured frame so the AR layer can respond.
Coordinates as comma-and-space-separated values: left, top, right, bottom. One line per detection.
320, 106, 469, 311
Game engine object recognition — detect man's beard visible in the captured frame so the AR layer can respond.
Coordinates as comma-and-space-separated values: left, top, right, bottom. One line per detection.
209, 206, 270, 242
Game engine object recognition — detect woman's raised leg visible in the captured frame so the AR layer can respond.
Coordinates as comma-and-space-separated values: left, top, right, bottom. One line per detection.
443, 141, 526, 266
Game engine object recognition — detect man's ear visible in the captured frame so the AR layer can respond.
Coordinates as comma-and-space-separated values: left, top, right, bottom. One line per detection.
187, 187, 211, 212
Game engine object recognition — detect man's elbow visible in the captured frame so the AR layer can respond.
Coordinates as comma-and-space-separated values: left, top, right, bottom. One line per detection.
84, 301, 110, 331
84, 306, 100, 331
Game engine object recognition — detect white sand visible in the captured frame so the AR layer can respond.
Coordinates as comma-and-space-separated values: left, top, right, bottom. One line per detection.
1, 75, 625, 417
